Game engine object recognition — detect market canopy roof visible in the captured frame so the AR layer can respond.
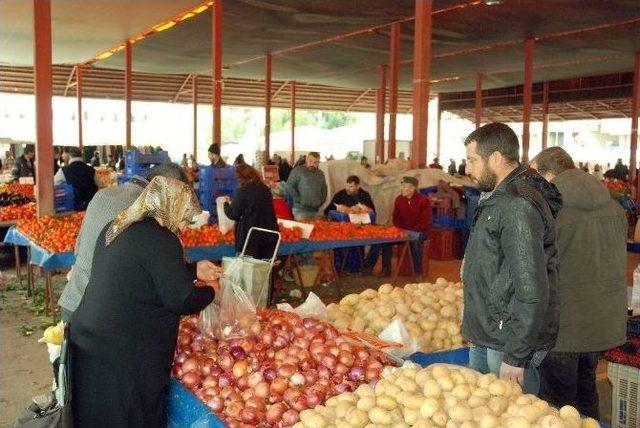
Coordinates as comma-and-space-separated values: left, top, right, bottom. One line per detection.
1, 0, 639, 93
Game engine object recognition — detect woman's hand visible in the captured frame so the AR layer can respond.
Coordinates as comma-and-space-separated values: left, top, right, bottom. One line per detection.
196, 260, 222, 282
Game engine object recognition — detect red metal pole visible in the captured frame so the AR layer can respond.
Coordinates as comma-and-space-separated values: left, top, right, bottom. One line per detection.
436, 98, 442, 159
388, 22, 400, 160
375, 64, 387, 164
125, 41, 132, 149
290, 81, 296, 164
76, 65, 83, 150
212, 0, 223, 147
193, 75, 198, 157
475, 72, 482, 128
33, 0, 54, 216
411, 0, 432, 169
522, 37, 534, 164
630, 52, 640, 187
542, 81, 549, 150
265, 53, 272, 164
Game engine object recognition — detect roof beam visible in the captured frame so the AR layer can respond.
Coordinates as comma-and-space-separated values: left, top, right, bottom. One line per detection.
63, 66, 76, 97
271, 80, 290, 101
173, 73, 193, 102
346, 88, 372, 111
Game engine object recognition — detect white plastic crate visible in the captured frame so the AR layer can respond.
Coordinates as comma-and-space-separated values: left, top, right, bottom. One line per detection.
608, 362, 640, 428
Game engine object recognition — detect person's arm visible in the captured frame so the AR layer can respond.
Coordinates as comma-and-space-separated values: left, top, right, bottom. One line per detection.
53, 167, 66, 185
499, 198, 550, 368
223, 187, 245, 221
10, 160, 20, 181
414, 196, 432, 235
320, 174, 328, 204
142, 230, 214, 315
361, 191, 376, 212
392, 197, 403, 229
286, 168, 301, 203
324, 193, 339, 216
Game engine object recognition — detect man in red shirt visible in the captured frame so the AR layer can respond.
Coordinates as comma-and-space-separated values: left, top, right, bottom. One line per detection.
364, 176, 431, 276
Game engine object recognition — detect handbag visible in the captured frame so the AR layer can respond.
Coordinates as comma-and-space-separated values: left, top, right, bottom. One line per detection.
12, 325, 73, 428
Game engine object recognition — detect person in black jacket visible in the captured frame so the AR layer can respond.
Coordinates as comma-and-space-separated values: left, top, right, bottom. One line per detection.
10, 144, 35, 182
70, 177, 220, 428
223, 163, 279, 259
462, 123, 561, 394
324, 175, 375, 216
55, 147, 98, 210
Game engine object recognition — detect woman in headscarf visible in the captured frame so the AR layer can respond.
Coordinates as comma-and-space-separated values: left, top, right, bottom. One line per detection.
223, 163, 279, 259
69, 176, 218, 428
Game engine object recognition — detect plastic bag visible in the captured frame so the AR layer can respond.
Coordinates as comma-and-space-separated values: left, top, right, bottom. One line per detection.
221, 256, 271, 308
276, 292, 327, 321
378, 319, 419, 358
216, 197, 235, 234
198, 260, 260, 339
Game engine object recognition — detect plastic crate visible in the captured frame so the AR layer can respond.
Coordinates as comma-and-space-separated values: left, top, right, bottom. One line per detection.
607, 362, 640, 428
433, 214, 467, 229
54, 184, 74, 213
124, 164, 151, 178
124, 149, 170, 165
419, 186, 438, 196
429, 227, 455, 260
407, 347, 470, 367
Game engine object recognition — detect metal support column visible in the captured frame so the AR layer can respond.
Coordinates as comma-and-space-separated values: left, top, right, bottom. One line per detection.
265, 53, 272, 163
76, 65, 83, 150
411, 0, 432, 169
375, 65, 387, 164
193, 75, 198, 157
388, 22, 400, 160
475, 73, 482, 129
436, 99, 442, 159
125, 41, 132, 149
33, 0, 54, 216
522, 37, 534, 164
631, 52, 640, 187
212, 0, 223, 147
542, 81, 549, 150
290, 81, 296, 164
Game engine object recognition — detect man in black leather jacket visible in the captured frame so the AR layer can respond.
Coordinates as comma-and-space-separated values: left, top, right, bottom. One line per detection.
462, 123, 562, 393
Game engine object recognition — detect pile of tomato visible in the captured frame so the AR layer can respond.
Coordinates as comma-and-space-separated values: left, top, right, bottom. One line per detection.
307, 220, 406, 241
17, 212, 85, 253
181, 225, 235, 248
0, 203, 36, 221
0, 183, 35, 199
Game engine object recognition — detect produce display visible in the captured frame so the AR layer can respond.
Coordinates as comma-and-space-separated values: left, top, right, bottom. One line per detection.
0, 202, 36, 221
16, 212, 84, 253
308, 221, 407, 241
0, 183, 35, 202
327, 279, 464, 353
173, 309, 395, 428
180, 224, 303, 247
296, 362, 600, 428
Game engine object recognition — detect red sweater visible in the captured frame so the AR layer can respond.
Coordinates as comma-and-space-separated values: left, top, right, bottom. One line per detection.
392, 193, 432, 234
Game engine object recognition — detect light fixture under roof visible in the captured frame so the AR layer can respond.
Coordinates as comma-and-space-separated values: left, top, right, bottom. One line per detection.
484, 0, 504, 5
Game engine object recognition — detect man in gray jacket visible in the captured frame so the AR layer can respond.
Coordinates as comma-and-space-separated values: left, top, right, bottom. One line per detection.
286, 151, 327, 220
531, 147, 627, 419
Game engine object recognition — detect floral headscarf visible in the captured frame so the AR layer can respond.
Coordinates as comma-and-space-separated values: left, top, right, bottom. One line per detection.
105, 176, 201, 246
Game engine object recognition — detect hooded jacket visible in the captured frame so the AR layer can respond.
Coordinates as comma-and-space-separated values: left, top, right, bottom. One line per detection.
462, 166, 562, 367
551, 169, 627, 352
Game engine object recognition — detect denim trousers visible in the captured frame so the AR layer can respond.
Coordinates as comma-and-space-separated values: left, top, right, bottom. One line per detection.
469, 345, 543, 394
364, 238, 425, 275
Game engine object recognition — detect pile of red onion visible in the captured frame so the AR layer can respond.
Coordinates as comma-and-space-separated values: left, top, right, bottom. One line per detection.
172, 309, 394, 427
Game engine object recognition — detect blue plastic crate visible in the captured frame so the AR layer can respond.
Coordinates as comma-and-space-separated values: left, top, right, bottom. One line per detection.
419, 186, 438, 196
433, 214, 467, 229
167, 379, 227, 428
54, 184, 75, 213
407, 347, 470, 367
627, 241, 640, 253
125, 149, 170, 165
124, 164, 151, 178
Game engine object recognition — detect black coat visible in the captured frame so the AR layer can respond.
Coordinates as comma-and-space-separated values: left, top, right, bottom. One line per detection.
224, 182, 279, 259
69, 219, 214, 428
462, 166, 562, 368
62, 162, 98, 211
324, 188, 375, 216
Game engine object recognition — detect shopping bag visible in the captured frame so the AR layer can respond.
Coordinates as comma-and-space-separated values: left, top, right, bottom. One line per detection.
216, 197, 235, 234
221, 256, 271, 308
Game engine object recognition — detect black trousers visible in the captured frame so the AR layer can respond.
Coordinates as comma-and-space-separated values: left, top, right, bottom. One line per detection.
538, 351, 601, 419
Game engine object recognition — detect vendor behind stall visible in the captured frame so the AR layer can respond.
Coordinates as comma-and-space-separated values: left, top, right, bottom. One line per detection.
54, 147, 99, 211
69, 176, 220, 428
324, 175, 375, 216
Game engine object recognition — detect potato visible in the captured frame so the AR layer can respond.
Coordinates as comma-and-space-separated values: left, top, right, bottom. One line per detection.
403, 407, 420, 425
538, 415, 566, 427
559, 405, 581, 421
472, 387, 490, 399
385, 383, 402, 397
376, 394, 397, 410
467, 395, 486, 409
432, 365, 450, 378
368, 407, 392, 425
360, 288, 377, 299
335, 401, 352, 419
333, 420, 350, 428
582, 418, 600, 428
451, 384, 471, 400
355, 384, 375, 398
337, 392, 358, 404
449, 405, 473, 422
432, 410, 449, 427
436, 375, 454, 391
378, 284, 394, 294
413, 419, 432, 428
415, 369, 432, 387
423, 379, 443, 398
443, 396, 459, 411
325, 397, 339, 407
374, 379, 390, 396
505, 416, 532, 428
488, 379, 507, 396
403, 394, 425, 410
520, 404, 542, 423
472, 406, 492, 420
487, 396, 509, 414
356, 396, 376, 412
477, 373, 497, 389
396, 376, 419, 393
299, 409, 326, 428
345, 408, 368, 428
478, 414, 500, 428
419, 398, 440, 419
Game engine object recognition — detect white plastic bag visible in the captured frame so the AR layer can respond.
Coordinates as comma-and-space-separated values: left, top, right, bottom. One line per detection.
276, 292, 327, 321
378, 319, 419, 358
216, 196, 235, 234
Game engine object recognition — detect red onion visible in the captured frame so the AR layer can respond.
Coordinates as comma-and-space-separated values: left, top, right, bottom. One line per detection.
339, 351, 355, 367
334, 383, 350, 394
317, 365, 331, 379
218, 352, 234, 372
225, 401, 243, 420
229, 346, 246, 360
236, 374, 248, 390
277, 363, 296, 378
309, 342, 325, 356
303, 369, 318, 385
206, 396, 224, 412
293, 325, 305, 338
178, 335, 191, 347
290, 372, 306, 386
181, 372, 201, 388
348, 365, 365, 382
218, 372, 233, 388
273, 335, 287, 349
267, 392, 281, 404
254, 381, 270, 399
283, 355, 299, 366
270, 376, 287, 395
367, 360, 383, 370
202, 375, 218, 388
356, 348, 370, 361
191, 341, 204, 353
232, 360, 248, 379
263, 367, 277, 382
320, 353, 337, 370
283, 388, 302, 406
305, 390, 322, 408
328, 346, 340, 357
175, 352, 187, 364
262, 331, 274, 346
245, 397, 266, 411
182, 357, 200, 374
339, 342, 353, 352
365, 368, 380, 382
325, 325, 339, 339
265, 403, 286, 424
335, 362, 349, 375
282, 409, 299, 426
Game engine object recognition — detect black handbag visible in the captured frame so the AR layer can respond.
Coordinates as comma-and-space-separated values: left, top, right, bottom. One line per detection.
12, 325, 73, 428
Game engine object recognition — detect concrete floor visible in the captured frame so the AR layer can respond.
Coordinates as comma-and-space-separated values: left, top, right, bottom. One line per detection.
1, 252, 638, 427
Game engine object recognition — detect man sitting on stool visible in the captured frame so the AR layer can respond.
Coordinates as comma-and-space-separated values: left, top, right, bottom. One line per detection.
324, 175, 375, 216
364, 176, 431, 276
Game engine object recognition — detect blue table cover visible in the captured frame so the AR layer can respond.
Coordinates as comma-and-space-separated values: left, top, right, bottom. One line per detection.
3, 226, 33, 247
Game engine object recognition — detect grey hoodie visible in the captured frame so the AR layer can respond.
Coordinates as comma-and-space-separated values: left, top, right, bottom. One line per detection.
286, 165, 327, 212
551, 168, 628, 352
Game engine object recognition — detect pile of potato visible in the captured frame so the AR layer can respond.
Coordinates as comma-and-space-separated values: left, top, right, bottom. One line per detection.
294, 363, 600, 428
327, 279, 464, 352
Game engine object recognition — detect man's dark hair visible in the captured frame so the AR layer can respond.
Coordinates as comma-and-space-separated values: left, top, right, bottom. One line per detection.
308, 151, 320, 159
23, 145, 35, 155
208, 143, 221, 155
346, 175, 360, 185
464, 122, 520, 164
360, 156, 368, 161
146, 162, 189, 183
531, 147, 575, 177
67, 147, 82, 158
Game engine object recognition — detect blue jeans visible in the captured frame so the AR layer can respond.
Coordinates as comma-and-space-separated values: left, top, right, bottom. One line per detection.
469, 345, 544, 394
364, 238, 425, 276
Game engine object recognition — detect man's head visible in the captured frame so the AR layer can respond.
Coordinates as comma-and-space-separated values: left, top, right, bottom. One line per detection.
360, 156, 368, 166
346, 175, 361, 195
146, 162, 189, 184
306, 152, 320, 170
530, 147, 575, 182
464, 122, 520, 192
208, 144, 221, 163
400, 176, 418, 198
433, 157, 440, 164
23, 145, 35, 161
616, 158, 623, 165
272, 153, 281, 164
66, 147, 82, 159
